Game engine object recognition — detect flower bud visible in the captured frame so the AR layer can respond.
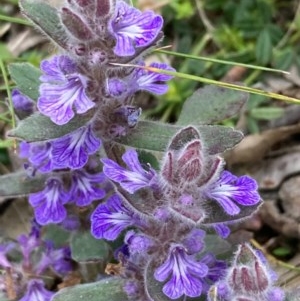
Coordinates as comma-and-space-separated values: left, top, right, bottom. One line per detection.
95, 0, 114, 17
61, 7, 93, 40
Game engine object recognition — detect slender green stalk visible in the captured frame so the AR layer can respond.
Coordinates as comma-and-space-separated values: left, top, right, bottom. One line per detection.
0, 59, 15, 127
0, 14, 31, 26
112, 63, 300, 104
155, 49, 290, 75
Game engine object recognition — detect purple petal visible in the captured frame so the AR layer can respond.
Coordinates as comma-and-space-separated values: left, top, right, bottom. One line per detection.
206, 171, 260, 215
182, 228, 206, 254
19, 279, 53, 301
29, 178, 70, 225
70, 169, 106, 206
124, 230, 153, 255
52, 124, 101, 169
133, 62, 175, 95
213, 224, 231, 238
102, 149, 157, 194
12, 89, 34, 112
38, 55, 94, 125
109, 1, 163, 56
37, 244, 72, 276
154, 245, 208, 299
91, 194, 136, 240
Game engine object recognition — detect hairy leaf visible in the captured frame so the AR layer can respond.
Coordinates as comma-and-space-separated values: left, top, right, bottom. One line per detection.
202, 199, 263, 225
117, 121, 243, 154
177, 85, 248, 125
0, 169, 77, 201
20, 0, 69, 49
8, 63, 41, 101
0, 171, 46, 198
52, 277, 128, 301
8, 113, 90, 141
8, 114, 242, 155
70, 231, 111, 262
44, 225, 71, 248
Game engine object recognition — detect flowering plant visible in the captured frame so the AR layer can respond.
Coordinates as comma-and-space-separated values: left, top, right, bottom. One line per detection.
0, 0, 297, 300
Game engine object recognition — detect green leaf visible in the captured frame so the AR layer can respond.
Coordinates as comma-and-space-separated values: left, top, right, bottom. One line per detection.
273, 48, 295, 71
177, 85, 248, 125
8, 114, 243, 154
0, 171, 46, 198
247, 94, 268, 110
247, 116, 260, 133
8, 63, 41, 101
272, 246, 292, 257
117, 121, 243, 154
0, 43, 13, 60
255, 28, 273, 65
44, 225, 71, 248
0, 139, 14, 148
70, 231, 111, 262
8, 113, 89, 141
20, 0, 69, 49
52, 277, 128, 301
204, 234, 231, 256
137, 150, 160, 170
250, 107, 284, 120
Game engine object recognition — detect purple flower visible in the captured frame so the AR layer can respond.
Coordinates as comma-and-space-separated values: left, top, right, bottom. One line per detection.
91, 194, 138, 240
213, 224, 231, 238
12, 89, 34, 112
19, 141, 56, 173
113, 106, 142, 128
19, 279, 53, 301
51, 124, 101, 169
37, 242, 72, 276
200, 253, 227, 291
205, 171, 260, 215
29, 177, 71, 225
154, 244, 208, 299
102, 149, 158, 194
38, 55, 94, 125
70, 169, 106, 206
18, 221, 41, 268
124, 230, 153, 255
109, 1, 163, 56
59, 215, 80, 231
182, 228, 206, 254
107, 62, 175, 97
